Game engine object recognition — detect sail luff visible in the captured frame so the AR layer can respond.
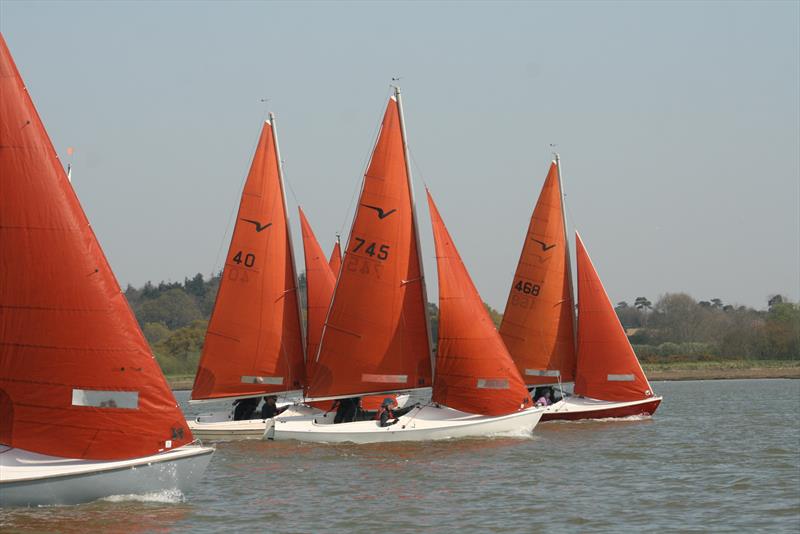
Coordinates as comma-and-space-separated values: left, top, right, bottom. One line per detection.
270, 113, 307, 371
393, 85, 436, 381
555, 154, 578, 374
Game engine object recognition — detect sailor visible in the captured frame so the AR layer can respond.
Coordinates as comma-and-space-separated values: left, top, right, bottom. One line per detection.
333, 397, 361, 424
260, 395, 287, 419
535, 387, 552, 407
232, 397, 260, 420
376, 397, 399, 427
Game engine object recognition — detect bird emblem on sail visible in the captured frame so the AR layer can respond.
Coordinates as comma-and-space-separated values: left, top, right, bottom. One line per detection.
530, 237, 556, 251
241, 219, 272, 232
361, 204, 397, 219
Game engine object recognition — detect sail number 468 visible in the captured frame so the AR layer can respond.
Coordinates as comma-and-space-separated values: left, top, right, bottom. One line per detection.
352, 237, 390, 260
514, 280, 540, 296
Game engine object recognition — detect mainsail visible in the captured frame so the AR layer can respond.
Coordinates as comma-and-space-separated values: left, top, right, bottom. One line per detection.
499, 161, 576, 385
427, 191, 533, 416
0, 33, 192, 460
573, 233, 654, 402
306, 93, 432, 400
192, 118, 305, 401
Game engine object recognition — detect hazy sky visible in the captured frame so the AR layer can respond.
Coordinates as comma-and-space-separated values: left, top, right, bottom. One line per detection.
2, 0, 798, 310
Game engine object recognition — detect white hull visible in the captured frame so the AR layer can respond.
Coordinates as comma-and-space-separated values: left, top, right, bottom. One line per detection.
188, 404, 329, 441
265, 404, 545, 444
188, 394, 413, 441
0, 444, 214, 507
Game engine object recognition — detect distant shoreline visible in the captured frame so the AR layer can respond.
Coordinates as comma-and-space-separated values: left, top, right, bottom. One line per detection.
167, 362, 799, 391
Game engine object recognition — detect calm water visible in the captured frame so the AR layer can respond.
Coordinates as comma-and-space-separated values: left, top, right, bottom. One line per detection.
2, 379, 798, 532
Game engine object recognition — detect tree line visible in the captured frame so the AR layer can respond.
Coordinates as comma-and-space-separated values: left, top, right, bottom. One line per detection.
125, 274, 798, 376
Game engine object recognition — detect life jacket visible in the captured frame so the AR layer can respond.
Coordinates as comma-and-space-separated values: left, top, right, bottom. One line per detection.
375, 406, 395, 420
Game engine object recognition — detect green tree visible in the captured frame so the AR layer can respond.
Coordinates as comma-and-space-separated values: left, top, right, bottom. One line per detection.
138, 288, 202, 329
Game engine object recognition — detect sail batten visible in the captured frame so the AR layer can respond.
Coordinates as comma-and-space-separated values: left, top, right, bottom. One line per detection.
307, 96, 432, 399
0, 34, 192, 460
499, 162, 576, 385
427, 191, 532, 416
191, 120, 305, 401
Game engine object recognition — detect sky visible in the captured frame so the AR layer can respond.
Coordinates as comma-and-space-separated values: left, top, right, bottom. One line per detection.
2, 0, 798, 311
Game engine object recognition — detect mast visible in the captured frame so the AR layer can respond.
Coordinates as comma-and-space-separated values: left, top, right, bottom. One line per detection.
270, 112, 308, 370
554, 153, 579, 368
394, 85, 436, 380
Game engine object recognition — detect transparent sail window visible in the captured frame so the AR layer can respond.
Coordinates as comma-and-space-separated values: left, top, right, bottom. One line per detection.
241, 376, 284, 385
72, 389, 139, 409
362, 374, 408, 384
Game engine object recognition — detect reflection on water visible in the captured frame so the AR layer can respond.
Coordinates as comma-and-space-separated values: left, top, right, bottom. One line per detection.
2, 380, 798, 533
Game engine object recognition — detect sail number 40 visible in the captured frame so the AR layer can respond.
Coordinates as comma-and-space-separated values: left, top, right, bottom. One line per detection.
232, 251, 256, 267
352, 237, 390, 260
514, 280, 540, 296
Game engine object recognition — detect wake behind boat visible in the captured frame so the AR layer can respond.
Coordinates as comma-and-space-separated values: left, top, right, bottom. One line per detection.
0, 33, 212, 506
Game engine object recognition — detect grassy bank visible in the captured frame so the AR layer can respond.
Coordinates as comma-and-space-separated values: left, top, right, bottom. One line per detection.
166, 360, 799, 390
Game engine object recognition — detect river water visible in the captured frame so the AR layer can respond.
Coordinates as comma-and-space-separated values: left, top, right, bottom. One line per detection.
2, 379, 798, 532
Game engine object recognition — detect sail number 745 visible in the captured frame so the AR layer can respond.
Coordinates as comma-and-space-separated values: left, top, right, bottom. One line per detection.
514, 280, 540, 296
352, 237, 390, 260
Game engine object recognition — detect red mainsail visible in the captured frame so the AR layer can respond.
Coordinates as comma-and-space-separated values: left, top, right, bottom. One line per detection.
573, 233, 654, 402
499, 162, 576, 385
192, 119, 305, 401
427, 191, 533, 416
0, 33, 192, 460
306, 95, 432, 400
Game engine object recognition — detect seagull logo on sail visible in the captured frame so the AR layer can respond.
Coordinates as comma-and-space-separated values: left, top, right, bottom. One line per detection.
530, 238, 556, 251
362, 204, 397, 219
241, 219, 272, 232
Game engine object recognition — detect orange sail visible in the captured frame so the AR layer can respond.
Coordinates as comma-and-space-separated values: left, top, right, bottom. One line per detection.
0, 33, 192, 460
192, 118, 305, 401
574, 233, 654, 402
298, 208, 337, 380
328, 239, 342, 275
306, 95, 432, 400
427, 191, 533, 416
499, 162, 576, 385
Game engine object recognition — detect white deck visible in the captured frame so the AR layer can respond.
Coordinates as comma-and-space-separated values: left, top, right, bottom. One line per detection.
0, 444, 214, 506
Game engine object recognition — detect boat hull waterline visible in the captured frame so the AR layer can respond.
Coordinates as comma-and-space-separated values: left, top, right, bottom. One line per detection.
265, 405, 545, 443
0, 445, 214, 507
541, 396, 662, 422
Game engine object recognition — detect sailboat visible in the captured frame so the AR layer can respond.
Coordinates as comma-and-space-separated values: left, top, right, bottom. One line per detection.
499, 157, 661, 421
0, 33, 213, 506
544, 233, 662, 420
187, 114, 306, 440
267, 88, 543, 442
328, 236, 342, 274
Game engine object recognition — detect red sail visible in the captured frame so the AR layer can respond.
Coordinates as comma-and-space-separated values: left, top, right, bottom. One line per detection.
0, 33, 192, 460
307, 96, 432, 399
192, 120, 305, 401
298, 208, 337, 380
427, 191, 533, 416
499, 162, 576, 385
328, 240, 342, 275
574, 233, 654, 401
